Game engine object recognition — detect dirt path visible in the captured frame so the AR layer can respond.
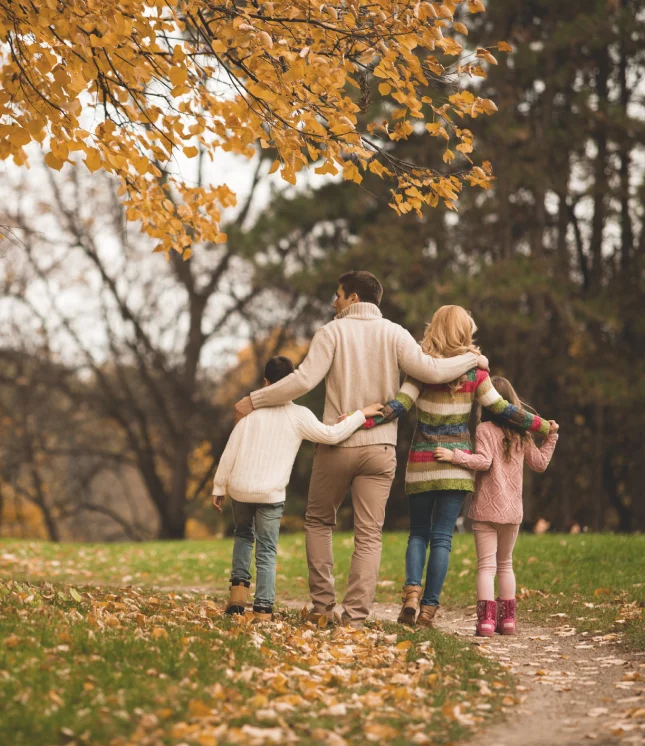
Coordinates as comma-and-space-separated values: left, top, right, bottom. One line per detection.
374, 602, 645, 746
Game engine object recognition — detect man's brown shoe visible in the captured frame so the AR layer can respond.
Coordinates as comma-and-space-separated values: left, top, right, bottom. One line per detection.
397, 585, 423, 626
301, 606, 341, 628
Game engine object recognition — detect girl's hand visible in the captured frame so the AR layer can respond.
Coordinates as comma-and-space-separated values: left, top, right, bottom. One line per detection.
212, 495, 225, 513
548, 420, 560, 434
337, 413, 348, 422
434, 447, 455, 463
361, 403, 384, 418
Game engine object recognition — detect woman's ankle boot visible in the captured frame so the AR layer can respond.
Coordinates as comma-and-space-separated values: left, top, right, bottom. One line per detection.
397, 585, 423, 625
498, 598, 517, 635
416, 603, 438, 628
476, 600, 497, 637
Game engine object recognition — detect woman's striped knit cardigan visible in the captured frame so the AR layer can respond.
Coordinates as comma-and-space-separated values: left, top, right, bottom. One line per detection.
364, 369, 550, 494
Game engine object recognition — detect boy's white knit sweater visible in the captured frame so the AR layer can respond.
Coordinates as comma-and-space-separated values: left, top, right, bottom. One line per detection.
212, 404, 366, 504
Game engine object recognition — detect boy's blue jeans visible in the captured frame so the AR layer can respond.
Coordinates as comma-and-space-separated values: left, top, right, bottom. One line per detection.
230, 499, 284, 608
405, 490, 467, 606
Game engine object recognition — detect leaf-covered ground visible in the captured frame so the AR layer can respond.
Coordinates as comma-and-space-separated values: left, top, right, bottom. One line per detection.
2, 532, 643, 648
0, 582, 513, 746
1, 533, 643, 745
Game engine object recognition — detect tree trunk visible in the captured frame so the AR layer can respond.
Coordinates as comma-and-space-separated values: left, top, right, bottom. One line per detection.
618, 0, 634, 277
38, 493, 61, 542
592, 403, 605, 531
162, 443, 191, 540
589, 48, 610, 291
159, 513, 186, 540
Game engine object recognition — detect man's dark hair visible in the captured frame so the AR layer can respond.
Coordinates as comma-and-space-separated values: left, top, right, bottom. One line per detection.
264, 356, 295, 384
337, 271, 383, 306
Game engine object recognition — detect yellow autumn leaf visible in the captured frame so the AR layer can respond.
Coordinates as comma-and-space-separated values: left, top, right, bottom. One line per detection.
44, 151, 64, 171
364, 723, 400, 741
476, 47, 498, 65
85, 149, 102, 173
169, 66, 188, 86
188, 699, 212, 717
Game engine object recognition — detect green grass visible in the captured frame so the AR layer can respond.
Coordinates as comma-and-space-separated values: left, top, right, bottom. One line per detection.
2, 532, 643, 648
0, 582, 511, 746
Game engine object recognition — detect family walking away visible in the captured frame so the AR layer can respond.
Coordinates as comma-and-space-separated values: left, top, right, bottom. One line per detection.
214, 271, 559, 636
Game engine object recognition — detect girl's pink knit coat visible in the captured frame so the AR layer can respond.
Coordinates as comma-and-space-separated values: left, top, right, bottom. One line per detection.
452, 422, 559, 524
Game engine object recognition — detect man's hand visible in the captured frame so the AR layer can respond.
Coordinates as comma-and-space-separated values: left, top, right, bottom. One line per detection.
434, 447, 455, 463
476, 355, 490, 371
548, 420, 560, 434
337, 413, 348, 422
234, 395, 254, 423
212, 495, 225, 513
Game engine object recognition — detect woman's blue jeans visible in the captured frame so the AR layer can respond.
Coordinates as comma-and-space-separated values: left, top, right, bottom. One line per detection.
405, 490, 467, 606
231, 499, 284, 608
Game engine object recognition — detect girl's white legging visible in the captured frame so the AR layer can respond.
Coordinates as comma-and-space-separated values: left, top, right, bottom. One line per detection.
472, 521, 521, 600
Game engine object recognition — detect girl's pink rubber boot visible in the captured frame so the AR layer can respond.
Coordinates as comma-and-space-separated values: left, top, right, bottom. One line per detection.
497, 598, 517, 635
476, 600, 497, 637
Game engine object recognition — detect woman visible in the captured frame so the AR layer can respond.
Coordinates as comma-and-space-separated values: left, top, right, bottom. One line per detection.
361, 306, 550, 627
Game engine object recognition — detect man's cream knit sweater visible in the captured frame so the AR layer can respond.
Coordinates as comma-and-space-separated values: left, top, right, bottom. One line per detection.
250, 303, 478, 448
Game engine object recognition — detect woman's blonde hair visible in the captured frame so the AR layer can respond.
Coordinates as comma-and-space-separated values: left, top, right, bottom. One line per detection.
421, 306, 481, 394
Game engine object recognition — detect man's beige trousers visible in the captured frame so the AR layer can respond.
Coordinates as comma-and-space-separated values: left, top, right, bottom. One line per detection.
304, 443, 397, 625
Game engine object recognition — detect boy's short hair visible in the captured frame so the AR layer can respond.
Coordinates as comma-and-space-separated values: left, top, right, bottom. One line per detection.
264, 356, 295, 384
337, 271, 383, 306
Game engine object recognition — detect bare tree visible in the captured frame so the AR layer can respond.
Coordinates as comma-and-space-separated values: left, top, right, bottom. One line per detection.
0, 160, 323, 540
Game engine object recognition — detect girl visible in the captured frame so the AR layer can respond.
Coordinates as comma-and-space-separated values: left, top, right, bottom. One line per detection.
361, 306, 551, 628
435, 376, 559, 636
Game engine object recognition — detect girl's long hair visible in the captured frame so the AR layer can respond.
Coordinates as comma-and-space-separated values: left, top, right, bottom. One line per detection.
472, 376, 534, 461
421, 305, 481, 395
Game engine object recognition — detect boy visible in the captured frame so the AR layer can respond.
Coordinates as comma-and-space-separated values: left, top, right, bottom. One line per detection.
213, 356, 383, 621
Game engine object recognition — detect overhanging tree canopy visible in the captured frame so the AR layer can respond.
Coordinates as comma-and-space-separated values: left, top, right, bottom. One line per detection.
1, 0, 505, 254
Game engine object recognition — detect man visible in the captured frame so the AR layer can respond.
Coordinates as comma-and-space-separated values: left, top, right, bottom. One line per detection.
234, 271, 488, 628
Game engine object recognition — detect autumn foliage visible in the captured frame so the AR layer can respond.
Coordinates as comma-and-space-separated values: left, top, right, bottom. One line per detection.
1, 0, 505, 255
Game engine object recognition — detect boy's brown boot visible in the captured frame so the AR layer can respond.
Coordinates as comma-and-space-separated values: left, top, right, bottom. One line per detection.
416, 603, 438, 628
225, 580, 249, 615
252, 606, 273, 623
397, 585, 423, 626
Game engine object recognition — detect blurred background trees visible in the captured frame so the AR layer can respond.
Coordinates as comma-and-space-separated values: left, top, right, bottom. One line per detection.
1, 0, 644, 540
